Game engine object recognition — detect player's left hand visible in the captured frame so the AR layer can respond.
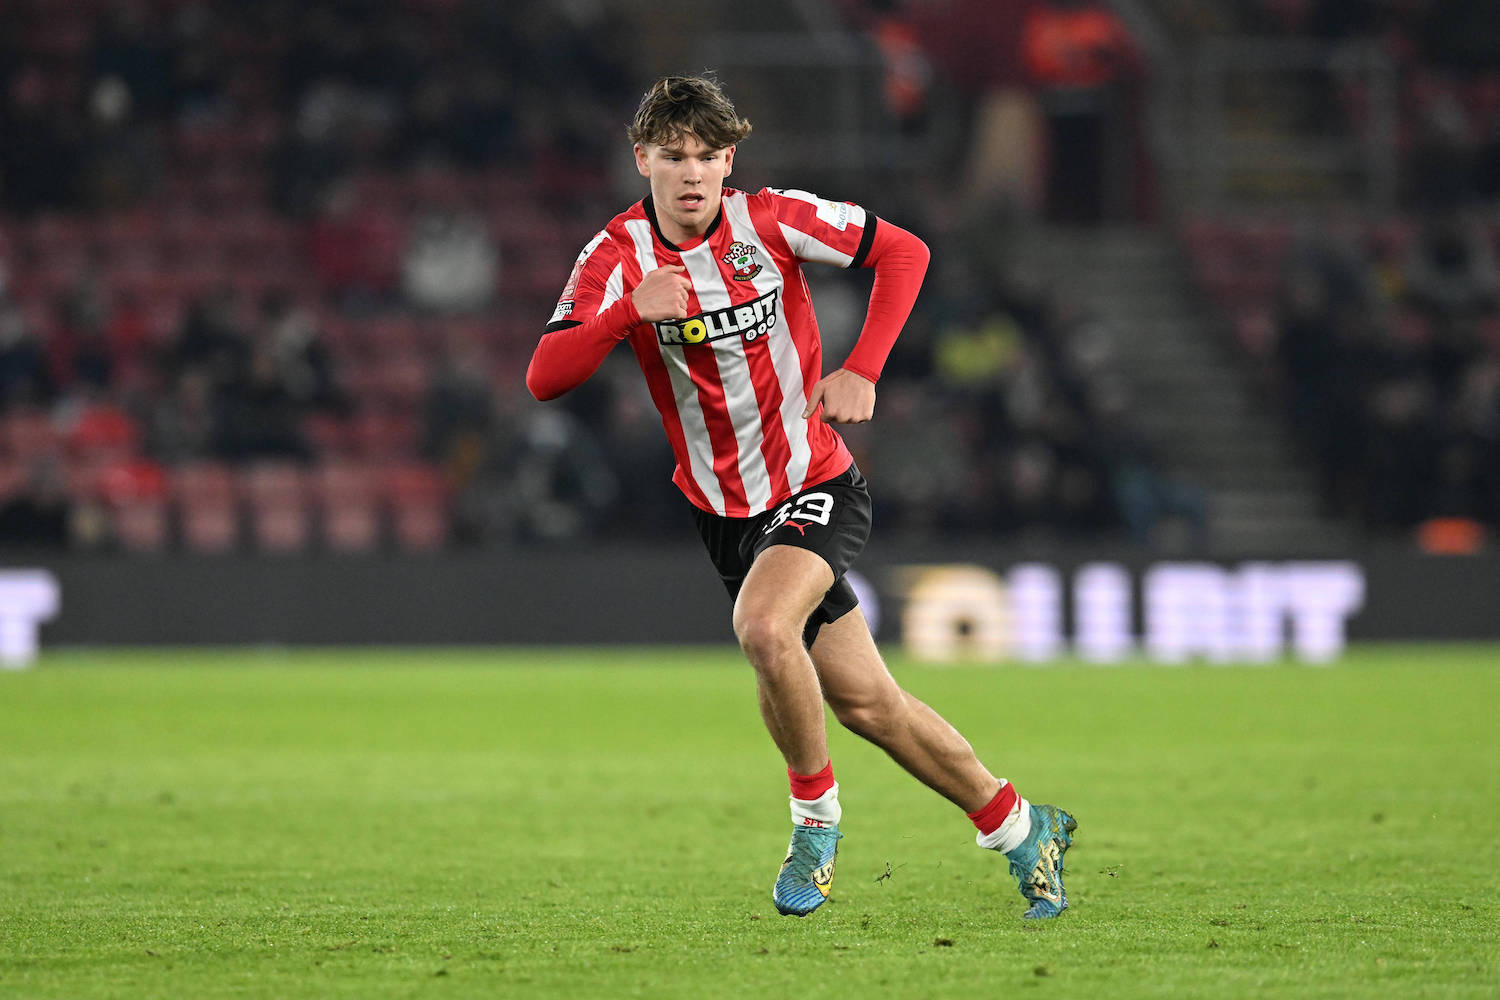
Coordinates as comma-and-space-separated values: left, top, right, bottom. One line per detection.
803, 368, 875, 423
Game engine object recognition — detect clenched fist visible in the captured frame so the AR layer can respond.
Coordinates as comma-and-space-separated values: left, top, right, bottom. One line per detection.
631, 265, 692, 322
803, 368, 876, 423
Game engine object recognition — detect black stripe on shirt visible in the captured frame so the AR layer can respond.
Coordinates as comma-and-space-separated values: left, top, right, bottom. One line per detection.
849, 214, 878, 269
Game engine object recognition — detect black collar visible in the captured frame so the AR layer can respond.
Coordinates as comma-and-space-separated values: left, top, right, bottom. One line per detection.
643, 194, 723, 252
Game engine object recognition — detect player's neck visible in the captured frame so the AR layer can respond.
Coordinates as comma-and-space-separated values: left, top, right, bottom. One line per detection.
645, 195, 723, 251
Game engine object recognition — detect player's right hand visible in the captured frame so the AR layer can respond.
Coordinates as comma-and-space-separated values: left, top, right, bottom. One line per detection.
631, 265, 692, 322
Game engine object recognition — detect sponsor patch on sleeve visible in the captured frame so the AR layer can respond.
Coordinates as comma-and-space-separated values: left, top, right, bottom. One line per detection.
816, 199, 852, 231
550, 231, 607, 324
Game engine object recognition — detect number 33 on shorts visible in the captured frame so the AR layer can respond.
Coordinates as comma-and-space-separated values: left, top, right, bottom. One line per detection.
763, 492, 835, 535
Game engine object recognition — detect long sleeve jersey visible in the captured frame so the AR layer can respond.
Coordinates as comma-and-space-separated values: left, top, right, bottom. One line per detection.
527, 186, 928, 518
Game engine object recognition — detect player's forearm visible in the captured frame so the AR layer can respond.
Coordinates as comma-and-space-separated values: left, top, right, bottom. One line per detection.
526, 297, 641, 400
841, 221, 930, 383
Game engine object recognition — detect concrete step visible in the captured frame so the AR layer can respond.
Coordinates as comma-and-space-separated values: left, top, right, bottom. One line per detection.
1210, 516, 1354, 556
1162, 435, 1292, 465
1190, 464, 1309, 491
1016, 222, 1352, 552
1210, 488, 1321, 519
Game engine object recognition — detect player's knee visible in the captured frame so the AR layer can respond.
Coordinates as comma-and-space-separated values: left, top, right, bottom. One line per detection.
733, 608, 801, 666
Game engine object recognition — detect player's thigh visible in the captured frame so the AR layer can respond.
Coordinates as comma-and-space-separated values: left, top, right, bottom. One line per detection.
734, 543, 834, 634
808, 606, 904, 711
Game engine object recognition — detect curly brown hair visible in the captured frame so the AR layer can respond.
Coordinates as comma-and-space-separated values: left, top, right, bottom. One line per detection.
627, 75, 752, 150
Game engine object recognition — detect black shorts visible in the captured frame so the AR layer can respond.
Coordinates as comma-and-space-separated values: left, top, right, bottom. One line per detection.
692, 463, 873, 648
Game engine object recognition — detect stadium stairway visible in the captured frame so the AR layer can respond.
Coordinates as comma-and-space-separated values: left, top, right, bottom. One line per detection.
1016, 224, 1352, 555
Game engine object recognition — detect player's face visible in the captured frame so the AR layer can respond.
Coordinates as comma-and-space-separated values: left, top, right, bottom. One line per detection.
635, 133, 735, 245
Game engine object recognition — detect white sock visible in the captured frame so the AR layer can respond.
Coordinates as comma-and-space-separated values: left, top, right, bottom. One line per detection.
790, 781, 842, 828
976, 796, 1032, 853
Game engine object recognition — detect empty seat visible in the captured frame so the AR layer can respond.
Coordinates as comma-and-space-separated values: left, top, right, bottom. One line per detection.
172, 462, 240, 553
352, 410, 419, 459
242, 462, 311, 554
66, 405, 141, 463
303, 413, 358, 456
381, 462, 450, 551
313, 461, 382, 552
97, 459, 171, 553
1, 412, 61, 464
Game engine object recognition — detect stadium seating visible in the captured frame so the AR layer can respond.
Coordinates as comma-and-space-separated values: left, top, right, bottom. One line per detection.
0, 0, 609, 553
171, 463, 240, 554
243, 462, 312, 554
381, 463, 450, 552
312, 461, 382, 553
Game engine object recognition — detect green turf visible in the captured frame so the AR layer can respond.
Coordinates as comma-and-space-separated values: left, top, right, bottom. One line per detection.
1, 644, 1497, 998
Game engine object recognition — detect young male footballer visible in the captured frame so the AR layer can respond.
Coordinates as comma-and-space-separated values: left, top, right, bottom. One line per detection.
527, 75, 1076, 918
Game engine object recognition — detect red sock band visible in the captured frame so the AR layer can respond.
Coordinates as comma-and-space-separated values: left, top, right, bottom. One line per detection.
788, 761, 836, 801
967, 782, 1019, 836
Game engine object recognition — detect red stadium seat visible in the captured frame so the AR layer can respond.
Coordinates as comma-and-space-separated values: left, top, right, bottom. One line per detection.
66, 405, 142, 463
373, 352, 430, 410
303, 413, 358, 457
172, 462, 241, 553
1, 412, 62, 464
242, 462, 312, 554
312, 461, 383, 552
100, 460, 171, 553
352, 410, 419, 459
381, 463, 450, 551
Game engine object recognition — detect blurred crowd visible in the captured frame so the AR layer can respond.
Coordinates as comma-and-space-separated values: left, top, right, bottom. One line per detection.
0, 0, 634, 550
0, 0, 1177, 553
1260, 211, 1500, 533
3, 0, 1495, 554
1192, 0, 1500, 537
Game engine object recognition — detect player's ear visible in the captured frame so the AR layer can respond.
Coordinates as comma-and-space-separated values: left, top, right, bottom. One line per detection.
724, 145, 735, 176
634, 142, 651, 178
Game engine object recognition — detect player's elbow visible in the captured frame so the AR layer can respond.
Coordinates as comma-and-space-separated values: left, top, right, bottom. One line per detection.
880, 223, 930, 272
525, 357, 561, 401
909, 234, 931, 271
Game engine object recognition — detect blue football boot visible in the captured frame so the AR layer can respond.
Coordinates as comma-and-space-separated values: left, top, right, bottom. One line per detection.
1004, 804, 1077, 919
772, 823, 842, 916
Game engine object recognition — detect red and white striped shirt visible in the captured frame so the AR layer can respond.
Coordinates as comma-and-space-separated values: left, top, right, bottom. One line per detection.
531, 186, 924, 518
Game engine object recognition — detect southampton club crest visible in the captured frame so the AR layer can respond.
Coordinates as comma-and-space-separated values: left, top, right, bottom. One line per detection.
722, 241, 763, 281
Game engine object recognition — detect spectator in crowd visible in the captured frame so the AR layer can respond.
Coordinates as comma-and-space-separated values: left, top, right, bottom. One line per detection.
401, 196, 498, 314
0, 291, 53, 411
75, 75, 158, 213
167, 4, 231, 126
212, 340, 313, 462
399, 64, 522, 169
1273, 225, 1381, 515
0, 458, 74, 548
309, 180, 403, 307
421, 329, 501, 542
1417, 0, 1500, 74
270, 91, 355, 219
0, 63, 81, 216
1021, 0, 1146, 223
256, 291, 348, 416
145, 368, 221, 463
1403, 211, 1500, 324
165, 288, 249, 391
591, 368, 681, 539
1402, 210, 1499, 392
88, 0, 171, 119
501, 408, 619, 545
48, 272, 118, 398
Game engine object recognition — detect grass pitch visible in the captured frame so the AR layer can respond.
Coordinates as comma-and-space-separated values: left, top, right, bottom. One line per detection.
1, 645, 1497, 999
